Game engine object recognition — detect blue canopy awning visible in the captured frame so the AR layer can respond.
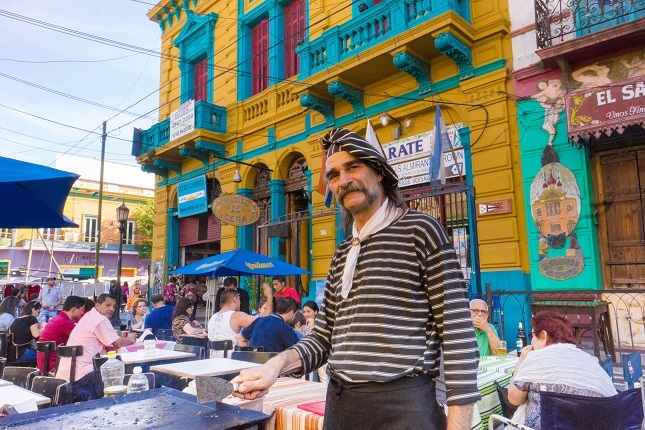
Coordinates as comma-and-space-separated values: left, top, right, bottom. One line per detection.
170, 249, 309, 277
0, 156, 79, 228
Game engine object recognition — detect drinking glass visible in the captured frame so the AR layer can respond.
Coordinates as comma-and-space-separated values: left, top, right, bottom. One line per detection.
497, 340, 507, 355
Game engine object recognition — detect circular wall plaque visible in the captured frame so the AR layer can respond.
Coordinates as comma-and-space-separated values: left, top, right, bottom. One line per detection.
212, 195, 260, 226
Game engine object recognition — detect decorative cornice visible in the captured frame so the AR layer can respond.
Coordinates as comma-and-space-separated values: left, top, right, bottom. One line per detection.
195, 140, 226, 158
141, 164, 169, 179
434, 32, 474, 81
327, 81, 364, 117
299, 93, 335, 124
179, 146, 209, 167
153, 159, 182, 176
392, 51, 432, 93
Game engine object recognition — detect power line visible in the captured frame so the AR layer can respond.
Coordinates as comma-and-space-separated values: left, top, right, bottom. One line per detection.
0, 53, 140, 63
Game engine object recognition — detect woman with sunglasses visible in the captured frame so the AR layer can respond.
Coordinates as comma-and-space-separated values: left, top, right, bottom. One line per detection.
508, 311, 617, 428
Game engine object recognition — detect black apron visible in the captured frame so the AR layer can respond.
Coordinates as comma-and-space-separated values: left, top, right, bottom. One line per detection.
323, 371, 447, 430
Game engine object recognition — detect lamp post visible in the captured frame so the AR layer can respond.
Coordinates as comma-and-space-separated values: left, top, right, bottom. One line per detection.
115, 201, 130, 325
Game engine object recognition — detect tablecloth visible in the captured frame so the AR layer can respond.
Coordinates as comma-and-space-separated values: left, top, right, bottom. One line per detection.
478, 355, 519, 375
474, 370, 512, 430
262, 378, 326, 430
118, 340, 175, 353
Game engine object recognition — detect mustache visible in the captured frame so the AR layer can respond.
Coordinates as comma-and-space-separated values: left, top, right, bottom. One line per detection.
337, 183, 367, 202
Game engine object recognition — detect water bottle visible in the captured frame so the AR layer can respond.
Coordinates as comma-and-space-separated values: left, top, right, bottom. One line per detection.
101, 351, 126, 396
127, 366, 149, 394
142, 314, 147, 329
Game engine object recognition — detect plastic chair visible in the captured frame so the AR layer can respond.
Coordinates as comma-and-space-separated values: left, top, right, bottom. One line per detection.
230, 351, 278, 365
2, 332, 37, 368
540, 387, 644, 430
234, 345, 264, 352
55, 345, 83, 405
2, 366, 38, 389
174, 343, 204, 360
30, 376, 67, 407
208, 340, 233, 358
598, 356, 614, 382
123, 372, 156, 389
36, 341, 57, 375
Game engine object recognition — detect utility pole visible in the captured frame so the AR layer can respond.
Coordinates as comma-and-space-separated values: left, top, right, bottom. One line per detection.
94, 121, 107, 282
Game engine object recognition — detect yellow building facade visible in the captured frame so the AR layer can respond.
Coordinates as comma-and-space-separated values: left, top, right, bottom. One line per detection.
137, 0, 528, 301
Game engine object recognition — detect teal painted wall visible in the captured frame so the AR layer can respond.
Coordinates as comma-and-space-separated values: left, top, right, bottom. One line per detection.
518, 99, 601, 291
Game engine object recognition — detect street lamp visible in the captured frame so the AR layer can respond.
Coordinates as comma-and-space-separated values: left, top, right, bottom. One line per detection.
115, 201, 130, 325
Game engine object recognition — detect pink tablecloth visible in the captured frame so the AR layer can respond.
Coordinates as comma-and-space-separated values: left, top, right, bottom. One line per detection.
118, 340, 175, 353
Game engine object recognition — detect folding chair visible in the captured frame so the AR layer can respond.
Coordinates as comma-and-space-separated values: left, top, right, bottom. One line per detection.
30, 376, 67, 407
234, 345, 264, 352
621, 352, 642, 390
36, 341, 57, 375
92, 354, 123, 371
540, 387, 643, 430
2, 366, 38, 389
174, 343, 204, 360
208, 339, 233, 358
230, 351, 278, 365
598, 356, 614, 382
55, 345, 83, 405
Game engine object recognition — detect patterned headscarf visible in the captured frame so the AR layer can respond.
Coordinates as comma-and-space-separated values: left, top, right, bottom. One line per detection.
321, 128, 398, 188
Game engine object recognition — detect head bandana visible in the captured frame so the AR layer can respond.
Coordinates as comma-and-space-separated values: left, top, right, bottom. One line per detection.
321, 128, 398, 188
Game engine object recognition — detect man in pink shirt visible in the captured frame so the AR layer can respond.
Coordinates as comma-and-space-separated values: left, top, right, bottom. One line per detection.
272, 275, 301, 306
56, 294, 135, 399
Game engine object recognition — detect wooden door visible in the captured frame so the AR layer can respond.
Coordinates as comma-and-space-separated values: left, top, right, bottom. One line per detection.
595, 147, 645, 288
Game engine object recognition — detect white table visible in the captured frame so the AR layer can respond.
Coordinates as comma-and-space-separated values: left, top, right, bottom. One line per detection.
0, 379, 14, 387
0, 385, 50, 406
115, 349, 195, 365
150, 357, 260, 379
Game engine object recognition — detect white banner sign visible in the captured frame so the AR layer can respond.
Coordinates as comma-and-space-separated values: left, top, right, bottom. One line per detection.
382, 124, 465, 186
170, 99, 195, 141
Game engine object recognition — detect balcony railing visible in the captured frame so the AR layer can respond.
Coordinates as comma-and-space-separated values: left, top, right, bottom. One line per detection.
296, 0, 468, 79
535, 0, 645, 49
140, 100, 226, 153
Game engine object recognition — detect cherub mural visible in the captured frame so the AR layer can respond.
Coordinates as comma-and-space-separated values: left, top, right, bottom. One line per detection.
531, 79, 565, 146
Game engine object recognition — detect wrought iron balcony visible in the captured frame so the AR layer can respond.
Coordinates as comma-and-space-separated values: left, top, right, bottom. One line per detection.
535, 0, 645, 49
296, 0, 469, 79
139, 100, 226, 153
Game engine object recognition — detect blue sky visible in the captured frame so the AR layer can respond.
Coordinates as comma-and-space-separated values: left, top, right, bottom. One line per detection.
0, 1, 161, 170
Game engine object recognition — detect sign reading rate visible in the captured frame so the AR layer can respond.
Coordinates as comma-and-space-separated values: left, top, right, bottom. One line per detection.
382, 124, 465, 186
177, 174, 208, 218
169, 99, 195, 141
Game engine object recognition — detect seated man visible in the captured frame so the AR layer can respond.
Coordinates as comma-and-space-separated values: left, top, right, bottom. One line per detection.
56, 294, 135, 400
470, 298, 500, 356
208, 283, 273, 350
144, 294, 174, 336
37, 295, 86, 374
238, 297, 300, 353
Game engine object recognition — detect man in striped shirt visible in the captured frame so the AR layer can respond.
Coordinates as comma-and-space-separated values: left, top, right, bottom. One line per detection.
233, 128, 480, 429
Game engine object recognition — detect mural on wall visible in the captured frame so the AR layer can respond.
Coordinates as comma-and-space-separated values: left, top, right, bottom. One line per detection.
152, 260, 165, 296
529, 78, 584, 280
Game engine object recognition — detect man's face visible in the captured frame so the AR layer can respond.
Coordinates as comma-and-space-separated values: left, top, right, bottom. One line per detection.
224, 283, 237, 290
96, 297, 116, 318
325, 151, 384, 218
470, 304, 488, 324
46, 279, 55, 288
272, 280, 285, 293
70, 306, 84, 321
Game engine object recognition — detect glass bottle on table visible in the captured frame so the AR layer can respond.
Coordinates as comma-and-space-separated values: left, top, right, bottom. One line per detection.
127, 366, 149, 394
516, 321, 526, 355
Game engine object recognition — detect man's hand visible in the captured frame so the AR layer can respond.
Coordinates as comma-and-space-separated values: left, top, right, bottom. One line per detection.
447, 404, 473, 430
231, 363, 281, 400
261, 282, 273, 298
471, 316, 488, 330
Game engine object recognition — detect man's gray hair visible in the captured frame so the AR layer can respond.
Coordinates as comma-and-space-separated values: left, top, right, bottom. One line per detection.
469, 298, 488, 311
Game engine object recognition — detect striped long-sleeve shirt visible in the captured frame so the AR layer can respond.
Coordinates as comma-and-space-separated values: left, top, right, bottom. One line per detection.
291, 209, 481, 406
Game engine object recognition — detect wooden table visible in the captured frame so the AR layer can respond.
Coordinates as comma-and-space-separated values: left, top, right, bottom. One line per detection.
0, 385, 50, 407
532, 300, 615, 360
150, 357, 259, 379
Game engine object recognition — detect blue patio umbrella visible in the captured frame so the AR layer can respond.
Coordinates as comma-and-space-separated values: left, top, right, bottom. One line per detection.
0, 156, 79, 228
170, 249, 309, 277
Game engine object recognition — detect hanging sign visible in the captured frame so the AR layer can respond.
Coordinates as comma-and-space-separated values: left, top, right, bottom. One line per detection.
177, 175, 208, 218
212, 194, 260, 226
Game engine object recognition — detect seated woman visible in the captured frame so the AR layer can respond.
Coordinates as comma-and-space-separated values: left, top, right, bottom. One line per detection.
9, 300, 42, 361
126, 299, 148, 330
0, 297, 19, 332
171, 298, 205, 344
302, 300, 319, 336
508, 311, 617, 429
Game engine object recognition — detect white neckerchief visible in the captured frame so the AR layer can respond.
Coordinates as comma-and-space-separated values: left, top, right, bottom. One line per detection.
340, 198, 399, 298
